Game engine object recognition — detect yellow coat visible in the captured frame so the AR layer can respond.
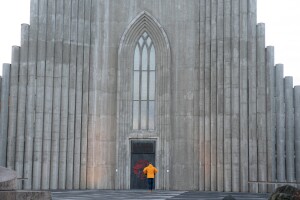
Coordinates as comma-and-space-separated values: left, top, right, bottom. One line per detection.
143, 164, 158, 178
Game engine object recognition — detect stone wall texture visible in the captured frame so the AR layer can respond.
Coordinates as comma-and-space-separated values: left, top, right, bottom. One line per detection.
0, 0, 299, 193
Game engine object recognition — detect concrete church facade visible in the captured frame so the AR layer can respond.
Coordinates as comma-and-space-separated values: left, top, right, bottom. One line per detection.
0, 0, 300, 193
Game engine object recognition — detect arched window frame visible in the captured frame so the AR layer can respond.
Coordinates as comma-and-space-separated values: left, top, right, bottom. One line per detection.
132, 32, 156, 130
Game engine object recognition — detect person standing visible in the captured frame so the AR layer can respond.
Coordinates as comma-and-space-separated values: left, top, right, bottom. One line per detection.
143, 162, 158, 192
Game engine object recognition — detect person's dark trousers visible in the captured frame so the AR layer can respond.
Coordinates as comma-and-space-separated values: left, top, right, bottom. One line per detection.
147, 178, 154, 190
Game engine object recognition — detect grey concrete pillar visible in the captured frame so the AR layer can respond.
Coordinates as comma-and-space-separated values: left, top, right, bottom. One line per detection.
66, 0, 79, 190
50, 0, 63, 190
26, 1, 38, 187
0, 64, 11, 167
74, 0, 85, 189
87, 0, 97, 189
80, 0, 92, 189
223, 0, 232, 192
198, 0, 205, 191
256, 23, 267, 193
265, 46, 276, 192
33, 0, 47, 190
15, 24, 29, 189
204, 0, 211, 191
239, 0, 248, 192
248, 0, 258, 193
294, 86, 300, 185
231, 0, 240, 192
7, 46, 20, 170
275, 64, 285, 182
285, 77, 295, 182
24, 0, 39, 190
59, 0, 71, 189
216, 0, 224, 192
210, 0, 217, 191
42, 0, 55, 190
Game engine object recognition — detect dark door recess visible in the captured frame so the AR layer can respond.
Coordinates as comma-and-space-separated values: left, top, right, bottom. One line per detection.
130, 140, 156, 189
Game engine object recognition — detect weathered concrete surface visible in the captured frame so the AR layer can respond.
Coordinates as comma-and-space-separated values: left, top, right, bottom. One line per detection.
0, 191, 51, 200
0, 167, 16, 190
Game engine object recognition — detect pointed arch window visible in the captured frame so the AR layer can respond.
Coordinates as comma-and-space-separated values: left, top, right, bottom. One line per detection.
132, 32, 155, 130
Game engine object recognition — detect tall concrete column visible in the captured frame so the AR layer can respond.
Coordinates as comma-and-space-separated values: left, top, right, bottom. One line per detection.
59, 0, 71, 189
0, 64, 10, 167
66, 0, 79, 189
198, 0, 206, 191
210, 0, 217, 191
275, 64, 285, 182
216, 0, 224, 192
15, 24, 29, 189
87, 0, 97, 189
50, 0, 63, 190
285, 77, 295, 182
231, 0, 240, 192
204, 0, 211, 191
265, 46, 276, 192
74, 0, 85, 189
42, 0, 55, 190
32, 0, 47, 190
80, 0, 92, 189
24, 0, 39, 190
223, 0, 232, 192
7, 46, 20, 170
256, 23, 267, 193
239, 0, 248, 192
294, 86, 300, 185
248, 0, 257, 193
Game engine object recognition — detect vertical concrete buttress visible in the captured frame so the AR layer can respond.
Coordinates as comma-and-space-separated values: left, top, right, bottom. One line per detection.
42, 0, 55, 189
73, 0, 85, 189
231, 0, 240, 192
266, 46, 276, 192
80, 0, 92, 189
24, 0, 39, 190
216, 0, 224, 192
256, 23, 267, 192
32, 0, 47, 190
59, 0, 71, 189
7, 46, 20, 170
198, 0, 205, 191
15, 24, 29, 189
50, 0, 63, 190
295, 86, 300, 185
210, 0, 217, 191
223, 0, 232, 192
275, 64, 285, 182
0, 64, 10, 167
239, 0, 248, 192
87, 0, 97, 189
204, 0, 211, 191
248, 0, 258, 193
285, 76, 295, 182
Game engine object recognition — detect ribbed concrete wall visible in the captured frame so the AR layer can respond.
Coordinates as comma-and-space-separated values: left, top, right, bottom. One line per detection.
0, 0, 299, 192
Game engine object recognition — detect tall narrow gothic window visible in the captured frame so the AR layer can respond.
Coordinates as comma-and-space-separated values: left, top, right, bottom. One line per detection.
133, 32, 155, 130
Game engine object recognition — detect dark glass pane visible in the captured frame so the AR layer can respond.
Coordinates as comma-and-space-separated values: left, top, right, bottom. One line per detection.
149, 71, 155, 100
141, 71, 148, 100
142, 46, 147, 70
133, 71, 140, 100
133, 101, 139, 130
134, 45, 140, 70
149, 45, 155, 70
148, 101, 155, 130
141, 101, 147, 129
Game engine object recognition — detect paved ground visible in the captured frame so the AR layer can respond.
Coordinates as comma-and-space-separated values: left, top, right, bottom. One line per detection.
52, 190, 269, 200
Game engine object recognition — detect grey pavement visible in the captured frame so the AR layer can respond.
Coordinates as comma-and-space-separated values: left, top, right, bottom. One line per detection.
52, 190, 269, 200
